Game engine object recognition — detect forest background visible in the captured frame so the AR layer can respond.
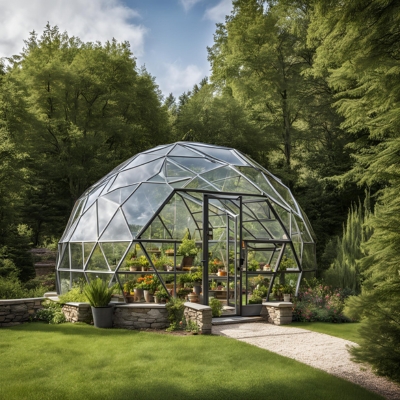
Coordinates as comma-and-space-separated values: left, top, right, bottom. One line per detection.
0, 0, 399, 382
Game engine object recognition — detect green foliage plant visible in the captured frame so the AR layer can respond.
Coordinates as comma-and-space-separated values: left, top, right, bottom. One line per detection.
209, 298, 223, 317
177, 230, 198, 257
83, 278, 116, 307
165, 297, 185, 331
36, 301, 66, 324
248, 259, 259, 272
58, 287, 88, 304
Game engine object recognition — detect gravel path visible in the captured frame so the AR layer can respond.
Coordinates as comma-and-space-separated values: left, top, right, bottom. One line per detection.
212, 322, 400, 400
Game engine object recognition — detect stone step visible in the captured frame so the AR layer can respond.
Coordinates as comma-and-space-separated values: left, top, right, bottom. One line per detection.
212, 316, 264, 325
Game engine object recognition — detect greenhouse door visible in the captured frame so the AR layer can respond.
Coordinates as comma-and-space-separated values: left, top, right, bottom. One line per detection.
202, 194, 243, 316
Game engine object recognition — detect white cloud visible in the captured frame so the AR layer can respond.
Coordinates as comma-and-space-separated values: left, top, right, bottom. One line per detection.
0, 0, 147, 58
204, 0, 232, 22
179, 0, 203, 12
160, 63, 205, 96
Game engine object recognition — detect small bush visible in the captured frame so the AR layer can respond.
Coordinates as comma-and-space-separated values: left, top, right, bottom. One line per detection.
209, 298, 223, 317
0, 276, 28, 299
166, 297, 185, 331
58, 287, 88, 304
84, 278, 116, 307
36, 301, 66, 324
292, 283, 352, 323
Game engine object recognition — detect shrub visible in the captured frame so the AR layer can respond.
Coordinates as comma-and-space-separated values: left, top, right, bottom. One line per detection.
166, 297, 185, 331
209, 298, 223, 317
58, 287, 88, 304
36, 301, 66, 324
0, 276, 28, 299
292, 283, 352, 323
84, 278, 116, 307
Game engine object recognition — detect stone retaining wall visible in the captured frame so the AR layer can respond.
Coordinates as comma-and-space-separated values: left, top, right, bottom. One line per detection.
261, 302, 293, 325
183, 302, 212, 334
0, 298, 44, 327
62, 302, 92, 323
113, 304, 169, 329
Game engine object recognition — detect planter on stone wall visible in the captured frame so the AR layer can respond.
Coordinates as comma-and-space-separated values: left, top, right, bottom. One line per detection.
91, 306, 114, 328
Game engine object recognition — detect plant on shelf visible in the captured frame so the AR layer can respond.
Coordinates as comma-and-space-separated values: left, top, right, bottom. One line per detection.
177, 230, 199, 257
123, 280, 136, 295
152, 254, 169, 270
164, 247, 175, 256
209, 279, 217, 290
190, 270, 202, 284
248, 259, 260, 272
136, 274, 158, 293
177, 273, 192, 287
282, 284, 295, 295
249, 290, 263, 304
138, 255, 150, 271
155, 287, 169, 303
279, 256, 296, 271
176, 286, 192, 299
209, 298, 223, 317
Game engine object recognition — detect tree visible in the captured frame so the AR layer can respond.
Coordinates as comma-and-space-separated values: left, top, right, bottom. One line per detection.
4, 25, 171, 245
309, 0, 400, 382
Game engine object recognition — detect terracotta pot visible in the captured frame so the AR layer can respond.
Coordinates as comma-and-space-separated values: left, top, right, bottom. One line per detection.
188, 293, 199, 303
134, 288, 144, 302
144, 290, 154, 303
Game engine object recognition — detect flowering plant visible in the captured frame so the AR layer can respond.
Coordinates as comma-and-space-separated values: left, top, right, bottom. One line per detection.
137, 274, 157, 292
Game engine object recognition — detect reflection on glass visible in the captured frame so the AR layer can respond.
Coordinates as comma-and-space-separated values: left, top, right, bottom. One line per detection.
70, 203, 98, 241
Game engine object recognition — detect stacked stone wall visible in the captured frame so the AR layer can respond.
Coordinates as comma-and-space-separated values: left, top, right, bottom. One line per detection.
62, 303, 92, 323
0, 298, 44, 327
183, 302, 212, 334
262, 302, 293, 325
113, 304, 169, 329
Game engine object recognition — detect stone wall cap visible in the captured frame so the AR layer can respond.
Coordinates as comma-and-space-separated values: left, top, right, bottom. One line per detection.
263, 301, 293, 308
184, 302, 212, 311
64, 302, 91, 307
115, 303, 166, 309
0, 297, 45, 304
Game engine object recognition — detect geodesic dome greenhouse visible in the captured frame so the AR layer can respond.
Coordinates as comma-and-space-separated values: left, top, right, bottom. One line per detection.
57, 142, 316, 316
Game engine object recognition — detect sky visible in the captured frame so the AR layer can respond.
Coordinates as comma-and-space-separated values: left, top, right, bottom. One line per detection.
0, 0, 233, 99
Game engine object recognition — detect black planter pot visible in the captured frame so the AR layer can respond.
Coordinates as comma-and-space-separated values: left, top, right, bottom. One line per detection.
91, 305, 114, 328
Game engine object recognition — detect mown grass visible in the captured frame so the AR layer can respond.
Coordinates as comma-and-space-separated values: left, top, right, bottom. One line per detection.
0, 322, 382, 400
290, 322, 363, 344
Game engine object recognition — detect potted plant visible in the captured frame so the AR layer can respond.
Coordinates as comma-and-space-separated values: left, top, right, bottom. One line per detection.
177, 230, 198, 269
248, 259, 259, 272
84, 278, 117, 328
176, 286, 192, 299
137, 274, 158, 302
282, 284, 294, 302
155, 287, 169, 303
138, 255, 150, 272
191, 270, 202, 295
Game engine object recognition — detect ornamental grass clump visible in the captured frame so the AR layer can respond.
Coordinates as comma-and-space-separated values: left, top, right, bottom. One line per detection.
84, 278, 116, 307
36, 301, 66, 324
292, 281, 351, 323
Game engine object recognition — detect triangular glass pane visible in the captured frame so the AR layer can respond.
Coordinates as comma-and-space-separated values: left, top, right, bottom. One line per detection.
294, 215, 312, 243
299, 205, 316, 241
123, 153, 163, 170
191, 145, 247, 165
84, 242, 96, 265
102, 185, 138, 204
165, 161, 195, 179
213, 176, 260, 194
142, 216, 172, 240
97, 198, 120, 235
267, 220, 287, 240
70, 203, 98, 241
86, 272, 113, 284
83, 184, 105, 213
85, 244, 109, 271
143, 145, 173, 156
148, 174, 166, 183
169, 157, 221, 173
65, 198, 86, 233
70, 243, 83, 270
237, 166, 288, 208
60, 218, 79, 243
279, 246, 300, 271
168, 145, 201, 157
200, 166, 238, 185
100, 209, 132, 241
291, 213, 299, 235
122, 183, 173, 237
168, 179, 191, 188
272, 203, 291, 235
185, 176, 217, 190
110, 159, 163, 190
100, 242, 130, 271
59, 271, 71, 294
243, 221, 271, 239
268, 177, 298, 212
59, 247, 70, 269
102, 176, 116, 194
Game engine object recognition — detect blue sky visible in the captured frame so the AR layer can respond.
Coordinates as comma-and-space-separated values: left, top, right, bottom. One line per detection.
0, 0, 233, 98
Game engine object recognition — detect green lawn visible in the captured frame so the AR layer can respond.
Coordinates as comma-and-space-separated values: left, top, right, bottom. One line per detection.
0, 322, 382, 400
290, 322, 363, 344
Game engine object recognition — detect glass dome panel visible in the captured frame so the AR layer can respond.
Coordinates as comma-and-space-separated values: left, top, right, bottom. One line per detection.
99, 209, 132, 241
70, 203, 98, 241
